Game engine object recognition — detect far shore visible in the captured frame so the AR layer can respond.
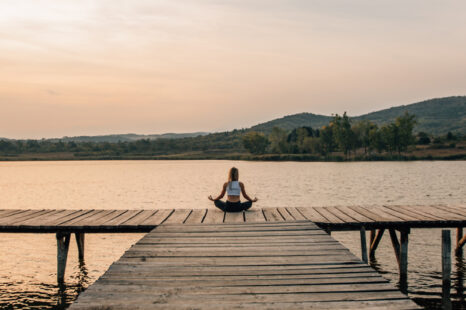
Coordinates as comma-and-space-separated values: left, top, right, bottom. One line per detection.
1, 148, 465, 162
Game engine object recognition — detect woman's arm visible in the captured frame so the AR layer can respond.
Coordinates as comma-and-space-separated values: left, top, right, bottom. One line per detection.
208, 183, 227, 201
239, 182, 258, 202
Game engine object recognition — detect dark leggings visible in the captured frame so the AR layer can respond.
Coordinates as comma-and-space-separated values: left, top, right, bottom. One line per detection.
214, 200, 253, 212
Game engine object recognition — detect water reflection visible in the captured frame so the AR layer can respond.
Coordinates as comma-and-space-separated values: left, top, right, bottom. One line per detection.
0, 261, 90, 310
454, 252, 465, 307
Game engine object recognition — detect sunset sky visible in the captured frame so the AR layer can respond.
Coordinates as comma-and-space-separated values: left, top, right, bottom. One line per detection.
1, 0, 465, 139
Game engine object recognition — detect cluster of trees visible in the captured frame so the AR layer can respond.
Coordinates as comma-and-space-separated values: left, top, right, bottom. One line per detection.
242, 112, 418, 157
416, 131, 458, 146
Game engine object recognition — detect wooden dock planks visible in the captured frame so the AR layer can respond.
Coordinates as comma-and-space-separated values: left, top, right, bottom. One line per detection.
69, 221, 420, 310
0, 205, 465, 232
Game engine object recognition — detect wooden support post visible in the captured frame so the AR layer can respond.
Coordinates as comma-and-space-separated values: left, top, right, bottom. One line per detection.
442, 230, 452, 310
399, 229, 409, 291
456, 227, 465, 255
56, 233, 71, 283
369, 229, 385, 258
389, 229, 401, 266
370, 230, 375, 247
389, 228, 409, 292
360, 226, 368, 263
75, 233, 85, 261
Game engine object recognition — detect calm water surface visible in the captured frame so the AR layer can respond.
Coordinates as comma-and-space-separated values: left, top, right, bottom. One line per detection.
0, 160, 465, 309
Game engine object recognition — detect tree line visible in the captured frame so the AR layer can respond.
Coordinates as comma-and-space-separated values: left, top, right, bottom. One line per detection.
0, 111, 463, 160
242, 112, 419, 157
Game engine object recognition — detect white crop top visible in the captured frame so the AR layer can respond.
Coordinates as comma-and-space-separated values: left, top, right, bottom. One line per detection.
226, 181, 241, 196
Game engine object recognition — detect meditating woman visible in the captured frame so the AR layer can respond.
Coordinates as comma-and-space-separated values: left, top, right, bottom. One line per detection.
208, 167, 258, 212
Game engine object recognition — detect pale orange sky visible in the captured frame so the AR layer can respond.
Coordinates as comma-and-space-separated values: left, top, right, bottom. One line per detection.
1, 0, 465, 139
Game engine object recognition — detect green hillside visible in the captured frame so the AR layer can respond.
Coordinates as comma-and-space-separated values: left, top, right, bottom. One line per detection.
250, 113, 332, 133
355, 96, 466, 134
250, 96, 465, 134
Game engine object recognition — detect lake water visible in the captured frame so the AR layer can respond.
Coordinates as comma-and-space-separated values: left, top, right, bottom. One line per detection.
0, 160, 465, 309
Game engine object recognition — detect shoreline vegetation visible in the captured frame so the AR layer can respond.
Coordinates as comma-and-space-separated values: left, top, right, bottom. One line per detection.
1, 112, 465, 162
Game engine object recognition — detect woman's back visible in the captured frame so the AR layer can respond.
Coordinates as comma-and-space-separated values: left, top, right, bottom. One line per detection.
226, 181, 241, 196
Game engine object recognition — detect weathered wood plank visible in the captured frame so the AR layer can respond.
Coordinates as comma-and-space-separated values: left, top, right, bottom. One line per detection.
70, 299, 419, 310
140, 230, 328, 238
244, 209, 266, 223
103, 210, 143, 226
120, 210, 157, 226
376, 206, 419, 221
14, 209, 67, 226
106, 264, 373, 275
70, 210, 123, 227
51, 210, 94, 226
0, 209, 49, 225
92, 210, 130, 226
224, 211, 244, 223
119, 210, 158, 227
276, 207, 295, 221
314, 207, 345, 224
383, 205, 437, 221
184, 209, 207, 224
335, 206, 374, 223
154, 225, 321, 233
433, 205, 466, 220
163, 209, 192, 224
0, 209, 26, 218
58, 210, 104, 226
297, 207, 330, 223
409, 205, 463, 221
322, 206, 355, 223
74, 288, 412, 304
97, 275, 386, 286
441, 205, 466, 217
22, 209, 85, 227
285, 207, 307, 220
262, 208, 285, 222
140, 209, 173, 225
202, 209, 224, 224
349, 206, 400, 222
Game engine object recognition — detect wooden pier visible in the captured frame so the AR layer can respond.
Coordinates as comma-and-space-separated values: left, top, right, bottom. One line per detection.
69, 221, 420, 309
1, 205, 465, 309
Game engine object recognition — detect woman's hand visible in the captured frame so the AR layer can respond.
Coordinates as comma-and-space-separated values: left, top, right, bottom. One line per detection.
208, 195, 214, 201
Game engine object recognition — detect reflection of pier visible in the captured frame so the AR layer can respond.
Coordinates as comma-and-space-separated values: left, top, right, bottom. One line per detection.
0, 205, 464, 309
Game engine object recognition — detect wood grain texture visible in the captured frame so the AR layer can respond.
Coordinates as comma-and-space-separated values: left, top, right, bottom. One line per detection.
0, 205, 465, 233
69, 221, 419, 309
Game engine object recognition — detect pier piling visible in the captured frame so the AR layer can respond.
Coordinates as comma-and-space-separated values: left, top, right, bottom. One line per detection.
56, 233, 70, 283
369, 229, 385, 258
399, 229, 409, 292
442, 229, 452, 310
360, 226, 368, 263
75, 233, 85, 261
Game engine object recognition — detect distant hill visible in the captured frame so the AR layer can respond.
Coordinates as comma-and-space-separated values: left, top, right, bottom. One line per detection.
46, 132, 209, 143
250, 96, 465, 134
354, 96, 465, 135
1, 96, 464, 142
250, 113, 332, 133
